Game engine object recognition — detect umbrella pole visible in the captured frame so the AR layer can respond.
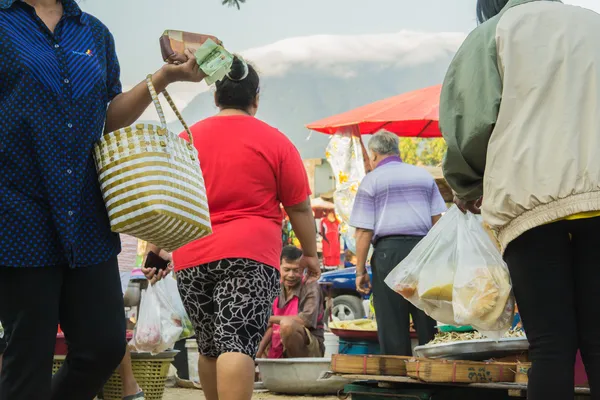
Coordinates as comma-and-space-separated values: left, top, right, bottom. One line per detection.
358, 135, 372, 174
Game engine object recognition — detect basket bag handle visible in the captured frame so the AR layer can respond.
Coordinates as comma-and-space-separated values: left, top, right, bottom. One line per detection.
145, 75, 194, 145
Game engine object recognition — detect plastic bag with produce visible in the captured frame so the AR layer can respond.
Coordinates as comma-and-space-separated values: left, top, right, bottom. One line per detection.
452, 211, 514, 334
155, 276, 194, 340
384, 206, 461, 325
132, 284, 163, 353
133, 283, 183, 354
384, 205, 514, 337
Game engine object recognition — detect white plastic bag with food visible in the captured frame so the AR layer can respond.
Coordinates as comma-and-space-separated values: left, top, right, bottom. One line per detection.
133, 282, 183, 354
452, 212, 514, 334
155, 276, 194, 340
132, 284, 163, 353
384, 205, 514, 336
384, 206, 461, 325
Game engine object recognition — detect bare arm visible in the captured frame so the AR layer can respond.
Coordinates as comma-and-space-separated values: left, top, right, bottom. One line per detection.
105, 50, 205, 134
355, 228, 374, 276
432, 214, 442, 225
104, 69, 170, 133
257, 327, 273, 358
269, 315, 304, 326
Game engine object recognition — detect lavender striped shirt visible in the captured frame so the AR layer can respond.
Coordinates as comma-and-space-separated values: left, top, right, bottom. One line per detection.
350, 157, 447, 242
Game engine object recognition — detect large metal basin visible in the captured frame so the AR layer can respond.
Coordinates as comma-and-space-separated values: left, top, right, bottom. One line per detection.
256, 358, 350, 394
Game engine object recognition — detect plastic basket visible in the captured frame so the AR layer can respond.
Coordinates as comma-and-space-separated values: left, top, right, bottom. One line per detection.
53, 351, 177, 400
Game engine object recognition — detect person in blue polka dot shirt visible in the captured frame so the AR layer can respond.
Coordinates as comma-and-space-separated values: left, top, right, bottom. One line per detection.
0, 0, 207, 399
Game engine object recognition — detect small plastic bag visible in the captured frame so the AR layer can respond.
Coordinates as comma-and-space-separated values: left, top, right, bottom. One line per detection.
155, 276, 195, 340
452, 212, 514, 335
132, 284, 163, 353
133, 283, 183, 354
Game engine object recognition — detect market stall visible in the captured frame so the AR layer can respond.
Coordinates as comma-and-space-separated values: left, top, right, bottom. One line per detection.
325, 325, 590, 398
306, 86, 590, 398
306, 85, 444, 254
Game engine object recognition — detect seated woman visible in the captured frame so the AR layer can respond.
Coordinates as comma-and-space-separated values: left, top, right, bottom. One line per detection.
257, 246, 324, 359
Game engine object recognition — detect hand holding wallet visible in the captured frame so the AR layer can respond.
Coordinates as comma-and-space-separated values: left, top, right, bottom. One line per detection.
160, 30, 222, 64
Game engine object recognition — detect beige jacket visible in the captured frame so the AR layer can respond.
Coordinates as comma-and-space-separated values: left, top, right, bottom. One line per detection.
440, 0, 600, 251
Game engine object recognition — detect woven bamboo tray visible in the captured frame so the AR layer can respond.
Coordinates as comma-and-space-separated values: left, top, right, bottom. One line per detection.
515, 362, 531, 384
331, 354, 412, 376
405, 359, 516, 383
53, 351, 176, 400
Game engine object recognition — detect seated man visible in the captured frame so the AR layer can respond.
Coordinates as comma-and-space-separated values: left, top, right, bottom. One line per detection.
257, 246, 325, 358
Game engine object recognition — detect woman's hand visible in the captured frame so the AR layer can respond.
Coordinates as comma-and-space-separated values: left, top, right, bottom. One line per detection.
162, 49, 206, 84
300, 254, 321, 283
141, 245, 173, 285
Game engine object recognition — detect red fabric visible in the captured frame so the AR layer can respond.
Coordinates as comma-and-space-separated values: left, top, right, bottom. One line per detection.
306, 85, 442, 137
321, 219, 340, 267
575, 350, 588, 386
173, 116, 311, 271
268, 296, 300, 359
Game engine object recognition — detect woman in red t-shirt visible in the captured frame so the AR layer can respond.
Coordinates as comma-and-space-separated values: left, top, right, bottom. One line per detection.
144, 56, 319, 400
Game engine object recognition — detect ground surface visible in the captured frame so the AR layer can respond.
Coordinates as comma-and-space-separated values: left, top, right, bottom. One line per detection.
163, 389, 337, 400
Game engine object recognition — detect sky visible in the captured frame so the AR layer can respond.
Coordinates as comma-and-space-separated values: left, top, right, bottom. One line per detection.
79, 0, 600, 100
80, 0, 600, 87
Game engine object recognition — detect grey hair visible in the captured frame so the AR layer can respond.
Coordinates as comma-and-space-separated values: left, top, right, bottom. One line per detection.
368, 131, 400, 156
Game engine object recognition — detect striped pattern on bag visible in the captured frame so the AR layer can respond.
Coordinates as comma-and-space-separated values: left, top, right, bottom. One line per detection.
94, 75, 212, 252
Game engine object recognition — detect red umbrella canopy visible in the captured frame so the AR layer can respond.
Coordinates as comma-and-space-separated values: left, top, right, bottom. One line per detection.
306, 85, 441, 137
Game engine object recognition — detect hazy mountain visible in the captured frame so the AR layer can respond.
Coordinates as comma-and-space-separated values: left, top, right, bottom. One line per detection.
145, 31, 466, 159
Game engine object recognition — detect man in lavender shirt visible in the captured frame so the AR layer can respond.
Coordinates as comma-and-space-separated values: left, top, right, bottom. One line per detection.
350, 131, 447, 355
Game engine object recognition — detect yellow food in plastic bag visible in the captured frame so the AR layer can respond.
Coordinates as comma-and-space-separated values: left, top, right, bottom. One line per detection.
421, 283, 454, 301
453, 265, 511, 327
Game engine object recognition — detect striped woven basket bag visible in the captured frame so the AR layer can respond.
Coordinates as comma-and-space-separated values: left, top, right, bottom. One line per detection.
94, 75, 212, 252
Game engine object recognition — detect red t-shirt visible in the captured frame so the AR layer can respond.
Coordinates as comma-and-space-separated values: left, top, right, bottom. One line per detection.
173, 115, 311, 271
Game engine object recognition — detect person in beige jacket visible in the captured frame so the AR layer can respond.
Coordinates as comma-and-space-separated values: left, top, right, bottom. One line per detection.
440, 1, 600, 399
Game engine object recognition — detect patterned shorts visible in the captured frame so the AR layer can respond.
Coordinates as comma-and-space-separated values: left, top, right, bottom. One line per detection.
177, 259, 280, 359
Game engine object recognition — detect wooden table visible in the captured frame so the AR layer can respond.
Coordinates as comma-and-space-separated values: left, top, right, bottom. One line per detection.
329, 373, 591, 398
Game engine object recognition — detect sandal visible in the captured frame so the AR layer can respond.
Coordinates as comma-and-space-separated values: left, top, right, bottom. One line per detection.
123, 391, 145, 400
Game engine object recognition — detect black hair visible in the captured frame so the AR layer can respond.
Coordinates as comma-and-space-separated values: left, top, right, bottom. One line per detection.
281, 245, 302, 263
476, 0, 509, 24
215, 56, 260, 112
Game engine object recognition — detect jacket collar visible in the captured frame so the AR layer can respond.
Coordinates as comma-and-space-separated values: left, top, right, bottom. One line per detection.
504, 0, 562, 12
0, 0, 84, 21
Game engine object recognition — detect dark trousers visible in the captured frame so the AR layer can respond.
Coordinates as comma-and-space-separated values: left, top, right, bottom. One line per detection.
504, 217, 600, 400
0, 258, 126, 400
371, 236, 437, 356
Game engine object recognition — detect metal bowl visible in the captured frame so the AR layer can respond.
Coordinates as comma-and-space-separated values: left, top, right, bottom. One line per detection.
123, 281, 141, 307
413, 337, 529, 360
256, 357, 350, 394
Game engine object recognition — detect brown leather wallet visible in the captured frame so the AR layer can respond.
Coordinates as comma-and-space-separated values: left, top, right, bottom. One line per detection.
160, 30, 222, 64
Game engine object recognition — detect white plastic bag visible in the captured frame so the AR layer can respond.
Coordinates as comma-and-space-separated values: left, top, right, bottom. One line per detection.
384, 205, 514, 336
384, 206, 461, 325
452, 212, 514, 333
155, 276, 194, 340
132, 284, 163, 353
133, 283, 183, 354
